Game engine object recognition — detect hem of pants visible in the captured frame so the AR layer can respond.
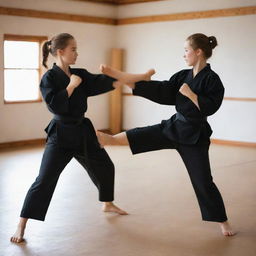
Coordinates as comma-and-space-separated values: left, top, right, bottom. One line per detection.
99, 197, 114, 202
202, 217, 228, 223
20, 214, 45, 222
125, 130, 140, 155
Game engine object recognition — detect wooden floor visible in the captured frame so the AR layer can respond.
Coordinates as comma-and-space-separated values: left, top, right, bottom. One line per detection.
0, 144, 255, 256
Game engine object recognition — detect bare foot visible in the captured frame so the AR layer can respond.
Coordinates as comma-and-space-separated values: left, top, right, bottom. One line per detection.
102, 202, 128, 215
100, 64, 112, 75
219, 221, 236, 236
144, 69, 156, 81
96, 131, 113, 147
10, 225, 25, 243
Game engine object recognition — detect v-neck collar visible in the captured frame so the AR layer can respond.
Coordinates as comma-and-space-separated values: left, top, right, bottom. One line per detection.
52, 63, 72, 78
191, 63, 211, 80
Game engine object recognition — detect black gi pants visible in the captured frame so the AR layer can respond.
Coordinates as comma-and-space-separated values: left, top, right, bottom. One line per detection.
20, 118, 114, 221
126, 123, 228, 222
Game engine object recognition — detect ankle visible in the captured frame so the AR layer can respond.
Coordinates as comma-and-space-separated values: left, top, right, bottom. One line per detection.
103, 202, 113, 206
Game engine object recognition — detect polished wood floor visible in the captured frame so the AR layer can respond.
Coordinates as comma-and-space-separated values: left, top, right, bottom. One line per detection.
0, 144, 255, 256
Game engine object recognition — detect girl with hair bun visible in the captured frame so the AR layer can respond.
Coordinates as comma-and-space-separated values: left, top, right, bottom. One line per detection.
10, 32, 156, 243
97, 33, 235, 236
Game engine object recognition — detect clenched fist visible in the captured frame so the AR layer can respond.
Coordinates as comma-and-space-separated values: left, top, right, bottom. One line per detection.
70, 74, 82, 88
179, 83, 193, 98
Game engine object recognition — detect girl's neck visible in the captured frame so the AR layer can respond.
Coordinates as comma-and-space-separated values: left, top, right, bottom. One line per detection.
193, 60, 207, 78
56, 60, 71, 77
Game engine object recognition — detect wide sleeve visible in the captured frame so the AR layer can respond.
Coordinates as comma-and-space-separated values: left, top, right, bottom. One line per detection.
132, 71, 183, 105
197, 74, 225, 116
82, 69, 116, 97
40, 71, 69, 114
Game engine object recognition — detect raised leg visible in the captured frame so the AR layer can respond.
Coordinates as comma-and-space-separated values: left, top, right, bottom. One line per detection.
96, 131, 129, 147
100, 64, 155, 85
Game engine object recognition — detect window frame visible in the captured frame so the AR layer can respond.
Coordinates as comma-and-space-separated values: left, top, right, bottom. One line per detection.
3, 34, 48, 104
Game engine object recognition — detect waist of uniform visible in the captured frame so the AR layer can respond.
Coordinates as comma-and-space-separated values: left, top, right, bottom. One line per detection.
53, 114, 85, 124
175, 112, 207, 123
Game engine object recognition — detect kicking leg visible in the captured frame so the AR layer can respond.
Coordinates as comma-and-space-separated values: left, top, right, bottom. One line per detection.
96, 131, 129, 147
100, 64, 155, 85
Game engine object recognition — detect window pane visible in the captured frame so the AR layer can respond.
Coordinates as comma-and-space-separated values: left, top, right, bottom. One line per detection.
4, 41, 39, 69
4, 69, 39, 101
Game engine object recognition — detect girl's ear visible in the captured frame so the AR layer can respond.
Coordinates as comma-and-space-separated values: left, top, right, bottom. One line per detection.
56, 48, 64, 56
196, 48, 203, 57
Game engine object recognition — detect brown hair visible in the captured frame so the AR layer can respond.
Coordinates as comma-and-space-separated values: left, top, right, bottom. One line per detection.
42, 33, 74, 68
186, 33, 218, 59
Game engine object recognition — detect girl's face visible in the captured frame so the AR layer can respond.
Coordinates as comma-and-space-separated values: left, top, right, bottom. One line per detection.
183, 40, 201, 66
58, 39, 78, 65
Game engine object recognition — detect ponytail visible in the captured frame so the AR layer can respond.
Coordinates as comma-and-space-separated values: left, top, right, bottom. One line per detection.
42, 40, 51, 68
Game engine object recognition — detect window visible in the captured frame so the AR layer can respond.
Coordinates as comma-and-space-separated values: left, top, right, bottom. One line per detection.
3, 34, 48, 104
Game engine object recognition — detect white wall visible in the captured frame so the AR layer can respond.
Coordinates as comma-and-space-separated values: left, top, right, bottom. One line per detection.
1, 0, 256, 143
0, 0, 117, 143
117, 12, 256, 142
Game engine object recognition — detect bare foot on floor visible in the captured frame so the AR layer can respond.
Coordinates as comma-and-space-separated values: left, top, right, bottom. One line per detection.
10, 225, 25, 243
102, 202, 128, 215
96, 131, 113, 147
219, 221, 236, 236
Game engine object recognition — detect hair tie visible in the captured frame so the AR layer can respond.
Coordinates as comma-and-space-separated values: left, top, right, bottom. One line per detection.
208, 37, 213, 44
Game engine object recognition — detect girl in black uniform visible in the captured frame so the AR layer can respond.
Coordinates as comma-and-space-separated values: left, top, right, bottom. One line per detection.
10, 33, 155, 243
97, 33, 235, 236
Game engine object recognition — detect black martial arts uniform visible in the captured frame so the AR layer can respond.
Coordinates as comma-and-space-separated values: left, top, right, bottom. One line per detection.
126, 64, 228, 222
20, 63, 116, 221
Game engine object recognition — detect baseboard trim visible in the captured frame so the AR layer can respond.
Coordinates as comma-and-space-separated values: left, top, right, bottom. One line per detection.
0, 135, 255, 149
0, 129, 111, 150
211, 139, 256, 148
0, 138, 46, 149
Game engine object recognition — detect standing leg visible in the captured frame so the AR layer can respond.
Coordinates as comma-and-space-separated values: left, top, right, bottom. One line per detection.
75, 120, 128, 215
177, 142, 235, 236
74, 148, 127, 215
11, 142, 73, 243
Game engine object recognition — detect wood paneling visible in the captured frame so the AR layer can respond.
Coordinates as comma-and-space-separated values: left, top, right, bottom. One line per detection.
0, 6, 116, 25
74, 0, 163, 5
0, 6, 255, 25
118, 6, 256, 25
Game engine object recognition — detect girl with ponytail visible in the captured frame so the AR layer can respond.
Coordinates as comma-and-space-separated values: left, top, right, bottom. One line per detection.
10, 32, 155, 243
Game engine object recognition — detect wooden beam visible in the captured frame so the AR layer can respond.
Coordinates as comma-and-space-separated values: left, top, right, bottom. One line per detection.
0, 6, 117, 25
109, 49, 124, 134
74, 0, 163, 5
1, 6, 255, 25
211, 139, 256, 148
118, 6, 256, 25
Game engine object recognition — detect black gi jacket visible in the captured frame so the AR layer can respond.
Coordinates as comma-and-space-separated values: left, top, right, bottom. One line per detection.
133, 64, 224, 144
40, 63, 115, 149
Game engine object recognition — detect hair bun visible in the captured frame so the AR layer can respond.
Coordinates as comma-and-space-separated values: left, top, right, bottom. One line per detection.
208, 36, 217, 49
